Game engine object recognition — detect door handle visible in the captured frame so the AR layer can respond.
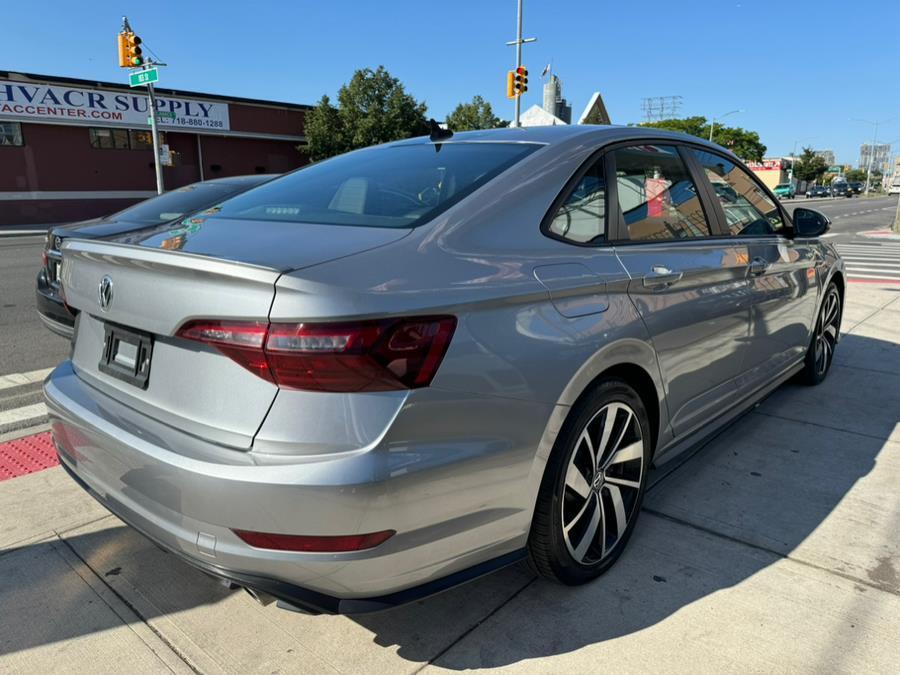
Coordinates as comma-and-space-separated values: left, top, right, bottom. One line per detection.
642, 265, 683, 289
749, 257, 770, 276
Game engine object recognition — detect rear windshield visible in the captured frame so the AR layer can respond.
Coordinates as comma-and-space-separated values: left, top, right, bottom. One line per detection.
206, 142, 540, 228
112, 182, 255, 225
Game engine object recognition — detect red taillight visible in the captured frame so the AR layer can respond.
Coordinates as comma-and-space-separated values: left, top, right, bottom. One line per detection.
176, 320, 273, 382
176, 316, 456, 392
232, 528, 395, 552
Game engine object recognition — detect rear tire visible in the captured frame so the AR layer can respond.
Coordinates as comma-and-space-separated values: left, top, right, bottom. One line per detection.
802, 282, 841, 385
528, 378, 651, 585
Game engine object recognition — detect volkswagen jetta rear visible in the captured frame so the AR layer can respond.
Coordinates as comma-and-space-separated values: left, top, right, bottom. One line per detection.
44, 137, 550, 613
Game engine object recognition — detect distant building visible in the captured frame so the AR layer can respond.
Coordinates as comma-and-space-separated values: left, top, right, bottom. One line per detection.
577, 92, 611, 125
542, 75, 572, 124
520, 105, 567, 127
814, 149, 835, 166
859, 143, 891, 173
745, 158, 789, 191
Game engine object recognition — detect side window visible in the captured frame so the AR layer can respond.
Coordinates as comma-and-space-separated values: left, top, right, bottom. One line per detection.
548, 159, 606, 243
691, 149, 784, 236
612, 145, 711, 241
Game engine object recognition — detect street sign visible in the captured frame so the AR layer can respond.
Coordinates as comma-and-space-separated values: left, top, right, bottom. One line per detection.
159, 143, 172, 166
146, 111, 176, 124
129, 67, 159, 87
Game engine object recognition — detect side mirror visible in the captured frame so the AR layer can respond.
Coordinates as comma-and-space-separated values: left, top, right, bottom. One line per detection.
792, 207, 831, 238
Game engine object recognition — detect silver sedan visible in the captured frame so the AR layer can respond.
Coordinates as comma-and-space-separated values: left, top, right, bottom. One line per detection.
46, 125, 844, 613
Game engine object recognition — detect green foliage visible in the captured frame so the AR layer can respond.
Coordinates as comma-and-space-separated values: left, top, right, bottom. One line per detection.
792, 147, 828, 183
637, 116, 767, 162
844, 168, 868, 182
304, 95, 345, 163
446, 96, 507, 131
305, 66, 429, 162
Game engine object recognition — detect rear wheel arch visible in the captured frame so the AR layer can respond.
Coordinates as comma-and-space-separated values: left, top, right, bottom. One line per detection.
593, 364, 660, 457
830, 271, 845, 307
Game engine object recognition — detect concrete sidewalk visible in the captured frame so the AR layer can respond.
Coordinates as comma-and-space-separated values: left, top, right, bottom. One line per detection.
2, 282, 899, 673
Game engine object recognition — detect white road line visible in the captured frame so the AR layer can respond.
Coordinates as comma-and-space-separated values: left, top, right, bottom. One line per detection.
0, 368, 53, 392
0, 403, 48, 428
844, 258, 900, 264
846, 273, 900, 280
845, 266, 900, 273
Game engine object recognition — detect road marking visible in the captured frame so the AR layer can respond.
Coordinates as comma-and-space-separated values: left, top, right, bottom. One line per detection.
0, 403, 47, 428
0, 368, 53, 392
837, 241, 900, 283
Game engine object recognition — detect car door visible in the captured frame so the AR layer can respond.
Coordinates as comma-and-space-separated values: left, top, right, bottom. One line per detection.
688, 148, 819, 392
610, 143, 752, 438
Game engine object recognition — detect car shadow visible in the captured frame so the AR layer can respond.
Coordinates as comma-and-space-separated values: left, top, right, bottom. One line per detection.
1, 332, 897, 669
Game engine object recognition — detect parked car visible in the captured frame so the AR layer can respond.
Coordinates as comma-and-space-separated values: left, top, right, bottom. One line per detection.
45, 127, 845, 614
847, 181, 864, 195
773, 182, 795, 199
36, 175, 276, 338
806, 185, 829, 198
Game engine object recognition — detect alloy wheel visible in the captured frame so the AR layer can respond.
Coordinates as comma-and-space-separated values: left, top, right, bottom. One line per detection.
560, 402, 644, 565
814, 289, 840, 378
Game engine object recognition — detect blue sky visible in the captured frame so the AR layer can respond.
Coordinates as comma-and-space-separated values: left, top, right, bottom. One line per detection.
2, 0, 898, 165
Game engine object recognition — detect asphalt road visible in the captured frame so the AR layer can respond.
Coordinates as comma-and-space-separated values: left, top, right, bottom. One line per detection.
782, 194, 898, 242
0, 234, 69, 377
0, 195, 896, 380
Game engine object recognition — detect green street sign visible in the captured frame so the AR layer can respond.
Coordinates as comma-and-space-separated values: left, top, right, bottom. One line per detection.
146, 111, 176, 124
129, 67, 159, 87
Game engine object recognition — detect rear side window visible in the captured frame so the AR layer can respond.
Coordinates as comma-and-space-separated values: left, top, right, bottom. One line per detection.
208, 142, 539, 228
548, 159, 606, 243
612, 145, 711, 241
691, 149, 784, 236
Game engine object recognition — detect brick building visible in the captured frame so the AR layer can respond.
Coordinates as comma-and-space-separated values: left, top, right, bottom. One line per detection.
0, 71, 310, 225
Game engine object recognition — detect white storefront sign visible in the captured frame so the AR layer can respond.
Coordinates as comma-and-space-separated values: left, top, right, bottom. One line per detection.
0, 79, 230, 131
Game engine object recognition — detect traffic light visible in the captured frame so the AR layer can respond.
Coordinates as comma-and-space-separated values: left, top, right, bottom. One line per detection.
506, 71, 515, 99
514, 66, 528, 96
117, 32, 143, 68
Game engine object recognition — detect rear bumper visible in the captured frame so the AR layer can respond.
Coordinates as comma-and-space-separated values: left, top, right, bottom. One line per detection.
58, 459, 524, 614
44, 361, 542, 610
35, 268, 75, 338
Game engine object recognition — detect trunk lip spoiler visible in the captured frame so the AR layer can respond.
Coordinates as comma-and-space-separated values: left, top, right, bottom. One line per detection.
60, 239, 282, 283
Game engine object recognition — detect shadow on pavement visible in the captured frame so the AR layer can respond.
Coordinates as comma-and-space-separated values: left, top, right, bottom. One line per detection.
1, 333, 897, 669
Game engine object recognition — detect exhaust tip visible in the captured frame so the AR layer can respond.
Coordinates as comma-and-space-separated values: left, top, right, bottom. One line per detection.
243, 586, 275, 606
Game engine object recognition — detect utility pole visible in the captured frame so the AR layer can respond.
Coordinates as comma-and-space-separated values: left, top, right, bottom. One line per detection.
119, 16, 165, 194
506, 0, 536, 127
147, 83, 164, 194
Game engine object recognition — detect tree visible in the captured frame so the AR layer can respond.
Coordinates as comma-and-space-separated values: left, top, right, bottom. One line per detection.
446, 96, 507, 131
844, 168, 867, 182
305, 66, 429, 162
305, 95, 346, 162
637, 116, 767, 162
792, 147, 828, 183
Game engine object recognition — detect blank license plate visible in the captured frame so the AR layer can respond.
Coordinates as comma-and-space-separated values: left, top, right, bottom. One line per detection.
98, 323, 153, 388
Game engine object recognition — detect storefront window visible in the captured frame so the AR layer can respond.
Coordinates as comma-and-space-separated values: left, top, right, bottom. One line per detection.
89, 128, 130, 149
0, 122, 24, 146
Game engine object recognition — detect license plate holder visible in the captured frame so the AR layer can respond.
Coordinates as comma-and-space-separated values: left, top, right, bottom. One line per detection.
98, 323, 153, 389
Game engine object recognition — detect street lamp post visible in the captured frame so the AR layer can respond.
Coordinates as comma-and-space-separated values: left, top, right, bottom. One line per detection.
505, 0, 536, 127
851, 117, 899, 195
787, 137, 817, 188
708, 109, 743, 143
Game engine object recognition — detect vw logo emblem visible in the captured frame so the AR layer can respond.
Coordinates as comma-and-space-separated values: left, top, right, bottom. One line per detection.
98, 275, 114, 312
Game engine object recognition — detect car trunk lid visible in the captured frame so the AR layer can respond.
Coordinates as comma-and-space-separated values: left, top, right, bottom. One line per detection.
119, 215, 411, 272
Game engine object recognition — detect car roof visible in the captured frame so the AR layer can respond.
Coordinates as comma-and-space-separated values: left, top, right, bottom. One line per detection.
388, 124, 737, 155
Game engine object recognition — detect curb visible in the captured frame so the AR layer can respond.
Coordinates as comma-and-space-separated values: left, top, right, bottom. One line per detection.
859, 229, 900, 241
